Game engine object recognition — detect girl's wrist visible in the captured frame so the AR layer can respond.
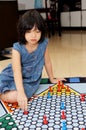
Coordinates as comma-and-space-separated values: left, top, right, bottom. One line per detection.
50, 77, 55, 81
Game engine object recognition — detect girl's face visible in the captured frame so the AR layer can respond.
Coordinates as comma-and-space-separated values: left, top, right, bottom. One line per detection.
25, 26, 41, 45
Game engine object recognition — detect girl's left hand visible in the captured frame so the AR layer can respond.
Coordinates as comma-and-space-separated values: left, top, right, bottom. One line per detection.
50, 78, 66, 84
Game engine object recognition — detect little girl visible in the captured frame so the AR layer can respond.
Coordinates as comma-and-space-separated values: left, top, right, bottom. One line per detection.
0, 10, 64, 111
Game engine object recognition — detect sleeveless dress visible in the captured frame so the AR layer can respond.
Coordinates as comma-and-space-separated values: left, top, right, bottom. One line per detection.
0, 38, 48, 98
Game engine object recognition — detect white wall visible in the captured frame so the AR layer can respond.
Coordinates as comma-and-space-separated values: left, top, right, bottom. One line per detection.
0, 0, 16, 1
17, 0, 50, 10
17, 0, 35, 10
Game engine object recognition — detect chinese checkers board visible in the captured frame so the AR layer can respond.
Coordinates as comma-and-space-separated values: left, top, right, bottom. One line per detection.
0, 77, 86, 130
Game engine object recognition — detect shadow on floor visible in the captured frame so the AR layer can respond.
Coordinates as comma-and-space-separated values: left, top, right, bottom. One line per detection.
0, 55, 10, 61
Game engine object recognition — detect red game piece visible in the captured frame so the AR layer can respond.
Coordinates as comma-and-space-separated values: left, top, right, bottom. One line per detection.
61, 111, 66, 119
57, 80, 62, 92
43, 115, 48, 124
80, 94, 85, 101
58, 80, 60, 87
81, 128, 85, 130
66, 86, 70, 92
61, 82, 65, 89
49, 86, 53, 92
23, 111, 29, 115
57, 85, 61, 92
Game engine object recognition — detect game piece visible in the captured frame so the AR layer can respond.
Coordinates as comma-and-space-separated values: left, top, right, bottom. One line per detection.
61, 82, 65, 89
80, 94, 85, 101
47, 92, 52, 98
62, 121, 67, 130
57, 85, 61, 92
23, 111, 29, 115
61, 111, 66, 119
62, 126, 67, 130
61, 102, 65, 110
43, 115, 48, 125
49, 86, 53, 92
81, 128, 85, 130
58, 80, 60, 86
66, 85, 70, 92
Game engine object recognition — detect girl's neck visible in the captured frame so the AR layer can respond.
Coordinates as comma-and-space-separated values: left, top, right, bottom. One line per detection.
25, 42, 39, 53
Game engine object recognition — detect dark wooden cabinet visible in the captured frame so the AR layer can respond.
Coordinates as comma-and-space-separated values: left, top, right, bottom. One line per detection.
0, 1, 18, 52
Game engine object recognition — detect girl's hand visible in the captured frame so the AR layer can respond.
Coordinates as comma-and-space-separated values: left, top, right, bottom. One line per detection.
50, 78, 66, 84
17, 91, 28, 111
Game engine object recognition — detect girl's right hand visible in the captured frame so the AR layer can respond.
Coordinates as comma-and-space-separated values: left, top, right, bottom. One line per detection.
17, 91, 28, 111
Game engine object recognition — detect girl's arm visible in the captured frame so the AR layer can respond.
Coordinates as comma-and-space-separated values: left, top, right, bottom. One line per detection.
12, 49, 28, 111
44, 46, 65, 83
44, 46, 56, 83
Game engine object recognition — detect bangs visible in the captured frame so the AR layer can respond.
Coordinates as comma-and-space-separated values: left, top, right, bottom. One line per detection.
24, 18, 43, 32
25, 24, 41, 31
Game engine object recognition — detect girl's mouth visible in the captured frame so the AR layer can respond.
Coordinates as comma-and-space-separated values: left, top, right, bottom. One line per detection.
31, 39, 37, 42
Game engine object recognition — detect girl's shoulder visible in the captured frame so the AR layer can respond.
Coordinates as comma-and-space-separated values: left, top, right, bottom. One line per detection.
44, 38, 49, 42
13, 42, 24, 53
40, 38, 49, 46
43, 38, 49, 43
13, 42, 22, 48
38, 38, 49, 52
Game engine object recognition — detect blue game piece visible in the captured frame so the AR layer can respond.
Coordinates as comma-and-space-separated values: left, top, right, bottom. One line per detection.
47, 92, 52, 98
62, 127, 67, 130
62, 121, 66, 126
62, 121, 67, 130
61, 102, 65, 110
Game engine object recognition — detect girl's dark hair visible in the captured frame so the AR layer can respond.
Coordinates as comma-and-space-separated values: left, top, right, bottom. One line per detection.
17, 10, 46, 44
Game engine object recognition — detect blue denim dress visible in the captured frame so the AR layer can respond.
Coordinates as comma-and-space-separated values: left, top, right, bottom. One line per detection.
0, 38, 48, 98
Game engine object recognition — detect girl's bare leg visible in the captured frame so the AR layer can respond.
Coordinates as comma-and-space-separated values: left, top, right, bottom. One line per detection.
0, 90, 17, 103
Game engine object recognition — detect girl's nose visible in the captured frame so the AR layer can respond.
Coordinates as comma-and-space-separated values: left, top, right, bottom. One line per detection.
32, 32, 36, 37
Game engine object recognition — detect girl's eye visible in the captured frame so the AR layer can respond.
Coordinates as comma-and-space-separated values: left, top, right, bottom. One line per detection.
36, 30, 41, 33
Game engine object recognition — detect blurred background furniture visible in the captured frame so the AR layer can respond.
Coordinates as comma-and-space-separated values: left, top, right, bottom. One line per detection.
45, 0, 61, 37
0, 1, 18, 60
18, 0, 62, 37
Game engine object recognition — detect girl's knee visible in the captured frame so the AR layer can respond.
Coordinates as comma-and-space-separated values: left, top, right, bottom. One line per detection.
0, 91, 17, 103
0, 93, 7, 102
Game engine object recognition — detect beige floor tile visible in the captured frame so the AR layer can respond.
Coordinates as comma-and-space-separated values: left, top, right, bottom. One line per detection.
0, 30, 86, 78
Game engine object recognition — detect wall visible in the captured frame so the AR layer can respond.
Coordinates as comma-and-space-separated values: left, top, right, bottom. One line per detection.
17, 0, 50, 10
0, 1, 18, 51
